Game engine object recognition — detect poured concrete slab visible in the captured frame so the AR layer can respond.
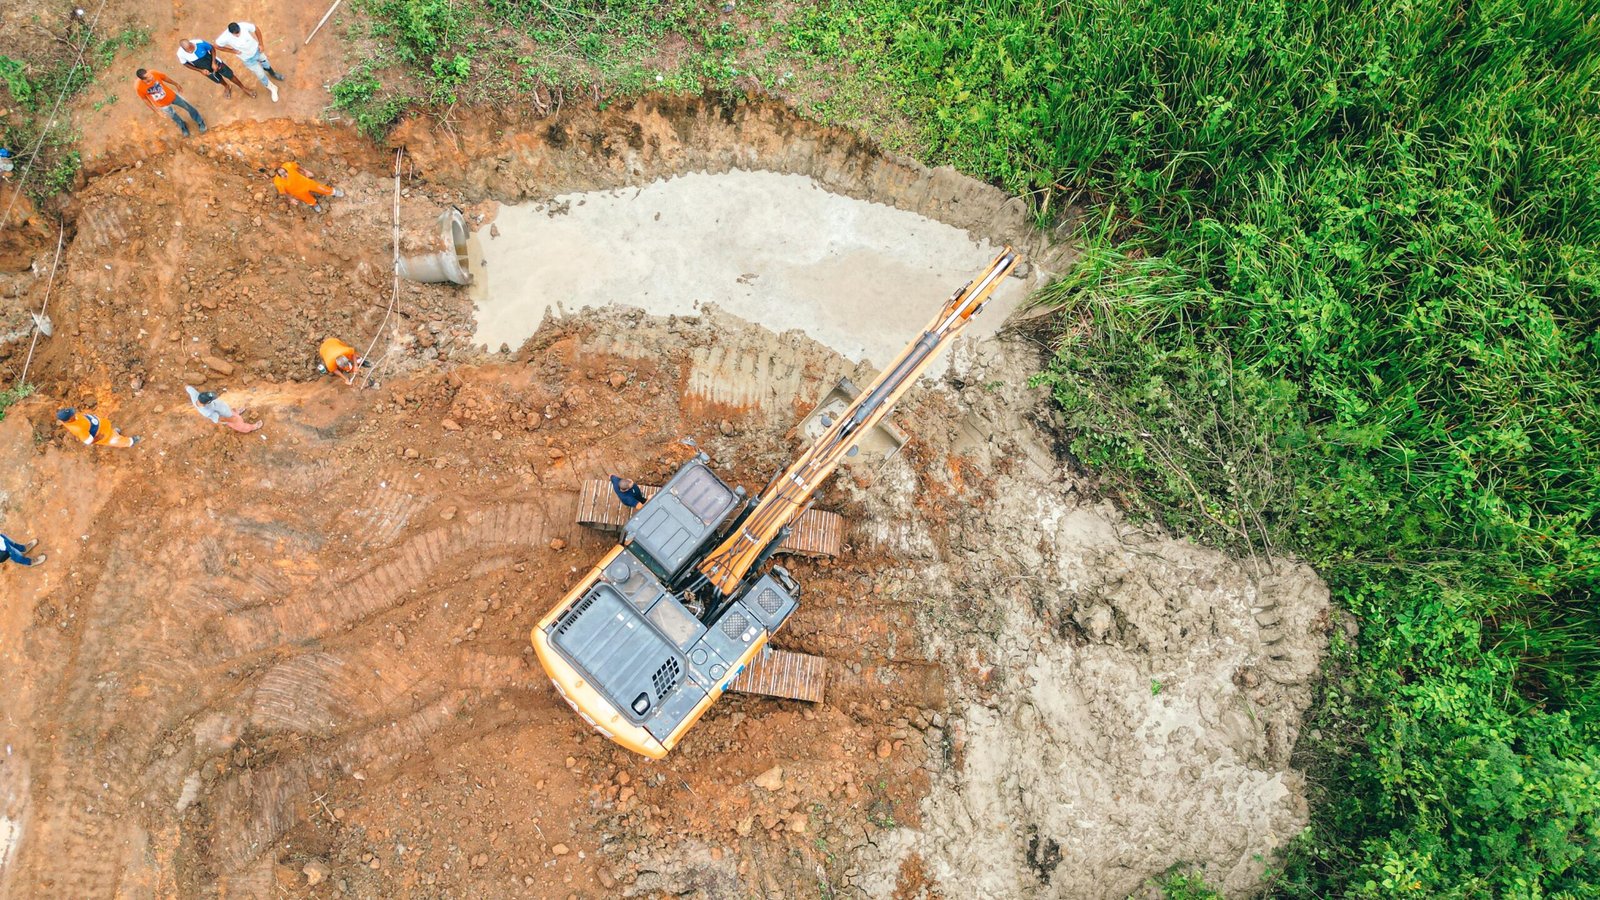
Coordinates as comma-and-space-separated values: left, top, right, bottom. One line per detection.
473, 170, 1028, 374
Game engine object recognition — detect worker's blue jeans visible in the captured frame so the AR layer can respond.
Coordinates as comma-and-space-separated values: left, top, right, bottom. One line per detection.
1, 534, 34, 566
163, 96, 206, 136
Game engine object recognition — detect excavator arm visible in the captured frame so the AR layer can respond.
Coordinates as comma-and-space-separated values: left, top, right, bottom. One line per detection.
695, 248, 1019, 596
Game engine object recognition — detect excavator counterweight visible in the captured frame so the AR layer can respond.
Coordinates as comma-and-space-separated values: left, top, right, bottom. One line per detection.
531, 249, 1019, 758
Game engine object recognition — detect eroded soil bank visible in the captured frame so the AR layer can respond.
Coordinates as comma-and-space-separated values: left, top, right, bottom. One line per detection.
0, 96, 1329, 899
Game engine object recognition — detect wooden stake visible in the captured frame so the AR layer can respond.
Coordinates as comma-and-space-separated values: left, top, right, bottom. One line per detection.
297, 0, 342, 52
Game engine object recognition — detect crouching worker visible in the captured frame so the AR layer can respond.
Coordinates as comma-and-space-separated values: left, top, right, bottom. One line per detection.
318, 337, 368, 385
186, 386, 262, 433
267, 161, 344, 212
56, 407, 141, 448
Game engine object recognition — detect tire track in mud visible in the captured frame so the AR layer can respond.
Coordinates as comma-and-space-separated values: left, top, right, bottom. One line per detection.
14, 492, 558, 898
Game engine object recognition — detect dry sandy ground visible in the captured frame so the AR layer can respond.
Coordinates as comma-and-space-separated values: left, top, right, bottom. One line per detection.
0, 89, 1332, 900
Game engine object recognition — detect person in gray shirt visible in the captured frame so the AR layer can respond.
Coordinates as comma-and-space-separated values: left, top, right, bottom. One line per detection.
186, 386, 262, 433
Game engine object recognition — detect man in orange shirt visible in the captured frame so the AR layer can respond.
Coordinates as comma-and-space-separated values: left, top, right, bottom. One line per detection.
318, 337, 367, 385
135, 68, 206, 137
267, 162, 344, 213
56, 408, 141, 448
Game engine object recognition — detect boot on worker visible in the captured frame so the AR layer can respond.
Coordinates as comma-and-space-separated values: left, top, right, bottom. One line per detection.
56, 407, 141, 448
317, 337, 369, 385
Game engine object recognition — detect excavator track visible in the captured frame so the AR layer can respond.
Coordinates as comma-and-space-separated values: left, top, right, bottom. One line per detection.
729, 648, 828, 703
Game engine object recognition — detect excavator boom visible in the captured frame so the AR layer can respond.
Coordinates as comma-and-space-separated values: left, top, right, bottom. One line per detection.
695, 249, 1019, 595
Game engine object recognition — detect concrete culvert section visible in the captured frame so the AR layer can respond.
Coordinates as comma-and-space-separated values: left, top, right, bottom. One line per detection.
472, 170, 1029, 370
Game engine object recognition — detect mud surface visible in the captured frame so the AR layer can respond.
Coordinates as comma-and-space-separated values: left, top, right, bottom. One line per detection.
0, 96, 1331, 899
473, 170, 1030, 369
851, 339, 1329, 897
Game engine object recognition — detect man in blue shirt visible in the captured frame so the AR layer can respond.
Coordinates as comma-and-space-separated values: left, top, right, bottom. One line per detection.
610, 475, 646, 509
178, 38, 255, 99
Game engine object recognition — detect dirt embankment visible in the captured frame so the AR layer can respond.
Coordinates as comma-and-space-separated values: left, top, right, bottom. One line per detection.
0, 96, 1331, 899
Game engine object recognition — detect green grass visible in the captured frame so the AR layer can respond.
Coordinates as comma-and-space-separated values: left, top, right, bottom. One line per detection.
349, 1, 1600, 895
0, 384, 34, 421
1002, 0, 1600, 895
330, 0, 917, 143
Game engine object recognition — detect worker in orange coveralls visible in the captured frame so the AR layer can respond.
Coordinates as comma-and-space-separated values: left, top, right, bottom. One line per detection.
266, 161, 344, 212
56, 407, 141, 448
318, 337, 367, 385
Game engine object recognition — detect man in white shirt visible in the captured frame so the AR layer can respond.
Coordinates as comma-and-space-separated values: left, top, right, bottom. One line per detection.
215, 21, 283, 103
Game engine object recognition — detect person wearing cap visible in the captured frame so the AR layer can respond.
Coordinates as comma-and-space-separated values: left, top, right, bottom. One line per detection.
0, 148, 14, 180
214, 21, 282, 103
56, 407, 140, 448
135, 68, 206, 137
1, 532, 44, 568
317, 337, 367, 385
177, 38, 255, 99
609, 475, 647, 509
186, 385, 262, 433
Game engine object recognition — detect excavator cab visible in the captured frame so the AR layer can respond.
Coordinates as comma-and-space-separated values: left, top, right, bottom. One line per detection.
536, 456, 799, 757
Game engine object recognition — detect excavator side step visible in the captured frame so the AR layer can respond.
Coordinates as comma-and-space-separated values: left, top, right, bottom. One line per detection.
576, 479, 844, 559
729, 649, 827, 703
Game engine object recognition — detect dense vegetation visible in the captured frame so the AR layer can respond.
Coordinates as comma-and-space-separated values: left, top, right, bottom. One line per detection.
348, 0, 1599, 895
1012, 2, 1600, 895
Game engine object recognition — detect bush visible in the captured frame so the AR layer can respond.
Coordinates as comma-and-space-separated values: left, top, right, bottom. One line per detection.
0, 384, 34, 421
330, 66, 411, 139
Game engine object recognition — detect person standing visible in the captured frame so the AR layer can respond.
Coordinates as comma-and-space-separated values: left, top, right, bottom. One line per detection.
186, 386, 262, 433
56, 407, 141, 448
0, 148, 14, 180
318, 337, 366, 385
1, 532, 45, 567
269, 162, 344, 212
178, 39, 255, 99
135, 69, 206, 137
610, 475, 647, 509
215, 21, 282, 103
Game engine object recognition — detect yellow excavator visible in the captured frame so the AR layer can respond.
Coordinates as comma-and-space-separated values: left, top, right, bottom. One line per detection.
531, 249, 1020, 758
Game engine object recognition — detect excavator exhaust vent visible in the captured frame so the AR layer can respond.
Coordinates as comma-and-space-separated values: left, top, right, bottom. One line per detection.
721, 611, 751, 639
554, 594, 597, 637
755, 588, 784, 616
652, 658, 682, 698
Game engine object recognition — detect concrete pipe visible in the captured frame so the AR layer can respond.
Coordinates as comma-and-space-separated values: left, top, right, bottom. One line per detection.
398, 208, 473, 285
